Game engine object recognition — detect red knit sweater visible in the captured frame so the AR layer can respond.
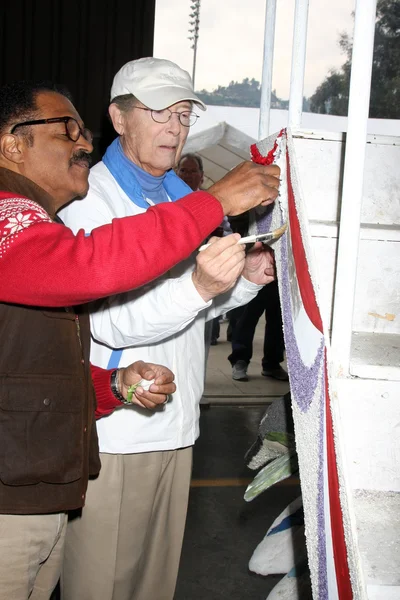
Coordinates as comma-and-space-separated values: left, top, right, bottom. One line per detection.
0, 189, 224, 419
90, 364, 121, 418
0, 190, 223, 306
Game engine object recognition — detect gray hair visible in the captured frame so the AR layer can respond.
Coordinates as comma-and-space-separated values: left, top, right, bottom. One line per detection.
110, 94, 138, 113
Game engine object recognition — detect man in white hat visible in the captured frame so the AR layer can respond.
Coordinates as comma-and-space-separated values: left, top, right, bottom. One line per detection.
61, 57, 279, 600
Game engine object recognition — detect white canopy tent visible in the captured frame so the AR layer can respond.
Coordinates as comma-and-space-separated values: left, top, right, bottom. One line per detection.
184, 105, 400, 187
183, 121, 253, 187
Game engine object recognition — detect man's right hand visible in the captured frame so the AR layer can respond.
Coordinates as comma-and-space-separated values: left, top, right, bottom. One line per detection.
192, 234, 245, 302
208, 161, 280, 216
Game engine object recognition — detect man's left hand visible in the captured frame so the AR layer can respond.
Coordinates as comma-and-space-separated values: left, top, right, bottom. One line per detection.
241, 242, 276, 285
118, 361, 176, 410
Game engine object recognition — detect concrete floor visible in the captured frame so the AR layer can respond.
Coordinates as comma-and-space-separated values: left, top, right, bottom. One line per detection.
175, 405, 301, 600
203, 320, 289, 404
175, 324, 298, 599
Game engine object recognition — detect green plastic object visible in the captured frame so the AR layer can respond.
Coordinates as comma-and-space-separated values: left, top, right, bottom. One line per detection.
126, 381, 142, 403
244, 451, 299, 502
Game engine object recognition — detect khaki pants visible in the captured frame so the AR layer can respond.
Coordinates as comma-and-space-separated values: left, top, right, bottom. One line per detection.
0, 512, 67, 600
62, 447, 193, 600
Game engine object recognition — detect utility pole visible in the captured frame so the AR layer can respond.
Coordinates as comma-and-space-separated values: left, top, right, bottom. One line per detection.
188, 0, 201, 88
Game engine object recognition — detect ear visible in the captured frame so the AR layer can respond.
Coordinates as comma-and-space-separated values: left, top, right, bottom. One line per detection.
108, 104, 125, 136
0, 133, 26, 165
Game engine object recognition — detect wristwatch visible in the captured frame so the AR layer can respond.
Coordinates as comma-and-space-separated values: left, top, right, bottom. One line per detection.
110, 369, 133, 405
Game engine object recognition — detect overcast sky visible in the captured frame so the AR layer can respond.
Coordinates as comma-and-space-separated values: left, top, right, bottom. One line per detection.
154, 0, 356, 99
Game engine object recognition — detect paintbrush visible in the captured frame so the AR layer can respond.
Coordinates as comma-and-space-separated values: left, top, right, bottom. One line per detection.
198, 222, 287, 252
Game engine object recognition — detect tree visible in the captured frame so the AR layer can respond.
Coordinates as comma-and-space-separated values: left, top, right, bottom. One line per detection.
196, 78, 288, 109
310, 0, 400, 118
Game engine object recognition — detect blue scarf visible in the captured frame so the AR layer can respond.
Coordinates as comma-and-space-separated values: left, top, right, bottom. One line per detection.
103, 138, 192, 208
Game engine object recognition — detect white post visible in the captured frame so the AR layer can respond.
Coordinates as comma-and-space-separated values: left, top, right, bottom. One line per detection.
258, 0, 277, 139
288, 0, 309, 128
330, 0, 377, 377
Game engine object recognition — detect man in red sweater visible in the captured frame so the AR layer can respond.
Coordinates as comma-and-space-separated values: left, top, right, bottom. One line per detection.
0, 80, 279, 599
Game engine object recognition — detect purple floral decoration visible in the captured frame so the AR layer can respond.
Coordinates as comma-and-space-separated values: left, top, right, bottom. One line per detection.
254, 177, 329, 593
279, 233, 325, 413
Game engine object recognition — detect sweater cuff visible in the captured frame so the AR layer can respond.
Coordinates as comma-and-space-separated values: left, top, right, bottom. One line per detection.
177, 191, 224, 234
90, 364, 121, 419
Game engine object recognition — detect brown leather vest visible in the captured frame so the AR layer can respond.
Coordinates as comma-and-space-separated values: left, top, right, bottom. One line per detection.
0, 168, 100, 514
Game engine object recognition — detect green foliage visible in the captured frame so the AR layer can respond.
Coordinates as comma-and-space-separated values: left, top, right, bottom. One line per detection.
265, 431, 295, 447
196, 78, 289, 109
310, 0, 400, 118
244, 451, 298, 502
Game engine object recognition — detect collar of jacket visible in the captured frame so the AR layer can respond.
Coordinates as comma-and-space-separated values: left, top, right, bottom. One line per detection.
102, 137, 192, 209
0, 167, 57, 220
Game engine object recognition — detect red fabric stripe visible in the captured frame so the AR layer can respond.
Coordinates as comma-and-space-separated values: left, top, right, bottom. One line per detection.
251, 141, 278, 165
286, 145, 352, 595
285, 142, 352, 594
325, 360, 353, 599
253, 135, 352, 596
250, 129, 285, 165
286, 150, 324, 333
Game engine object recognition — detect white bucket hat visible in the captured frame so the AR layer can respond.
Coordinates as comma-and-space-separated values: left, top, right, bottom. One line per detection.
110, 57, 206, 111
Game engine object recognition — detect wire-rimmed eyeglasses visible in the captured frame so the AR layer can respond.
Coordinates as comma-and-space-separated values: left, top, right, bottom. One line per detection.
132, 106, 199, 127
10, 116, 93, 144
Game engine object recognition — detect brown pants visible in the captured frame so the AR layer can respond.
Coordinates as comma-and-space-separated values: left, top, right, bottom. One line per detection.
62, 448, 193, 600
0, 512, 67, 600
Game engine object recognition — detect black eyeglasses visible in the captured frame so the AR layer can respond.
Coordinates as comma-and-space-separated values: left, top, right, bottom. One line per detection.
132, 106, 199, 127
10, 116, 93, 144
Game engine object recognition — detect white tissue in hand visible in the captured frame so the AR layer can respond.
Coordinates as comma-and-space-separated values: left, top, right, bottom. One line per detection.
139, 378, 155, 391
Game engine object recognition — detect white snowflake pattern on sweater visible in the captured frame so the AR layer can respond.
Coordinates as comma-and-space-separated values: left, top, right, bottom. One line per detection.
0, 197, 52, 258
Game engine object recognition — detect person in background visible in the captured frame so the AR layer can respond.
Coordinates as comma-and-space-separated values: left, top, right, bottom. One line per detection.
228, 282, 288, 381
60, 57, 280, 600
176, 152, 204, 191
227, 211, 288, 382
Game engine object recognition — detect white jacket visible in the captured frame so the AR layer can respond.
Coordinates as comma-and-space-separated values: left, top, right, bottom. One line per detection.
60, 161, 261, 453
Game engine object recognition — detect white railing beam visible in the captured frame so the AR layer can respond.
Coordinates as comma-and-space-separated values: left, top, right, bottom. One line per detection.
258, 0, 277, 139
288, 0, 309, 128
331, 0, 377, 377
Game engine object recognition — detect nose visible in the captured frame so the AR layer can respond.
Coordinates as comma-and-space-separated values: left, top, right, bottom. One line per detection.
76, 131, 93, 154
166, 113, 181, 136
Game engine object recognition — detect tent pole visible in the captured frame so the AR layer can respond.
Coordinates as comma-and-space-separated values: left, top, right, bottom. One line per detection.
258, 0, 277, 139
